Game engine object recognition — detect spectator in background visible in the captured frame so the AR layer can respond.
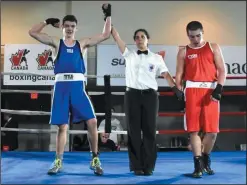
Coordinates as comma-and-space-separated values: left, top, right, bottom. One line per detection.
1, 113, 18, 151
98, 108, 124, 147
98, 132, 120, 151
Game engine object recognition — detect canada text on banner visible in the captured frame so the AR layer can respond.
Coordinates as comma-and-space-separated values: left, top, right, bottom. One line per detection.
96, 44, 246, 86
3, 44, 87, 85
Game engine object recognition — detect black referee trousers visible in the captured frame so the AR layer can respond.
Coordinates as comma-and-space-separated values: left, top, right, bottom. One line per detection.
124, 87, 159, 171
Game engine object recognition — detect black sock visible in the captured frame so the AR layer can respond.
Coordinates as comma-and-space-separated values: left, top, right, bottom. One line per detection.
194, 155, 202, 159
92, 152, 98, 158
202, 152, 209, 156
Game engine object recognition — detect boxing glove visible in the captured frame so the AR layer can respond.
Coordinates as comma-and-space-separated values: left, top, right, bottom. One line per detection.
211, 84, 223, 100
45, 18, 60, 27
172, 86, 184, 101
102, 4, 111, 21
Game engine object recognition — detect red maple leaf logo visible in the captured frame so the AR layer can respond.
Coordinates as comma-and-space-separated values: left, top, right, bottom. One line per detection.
36, 50, 52, 66
9, 49, 29, 67
156, 50, 166, 60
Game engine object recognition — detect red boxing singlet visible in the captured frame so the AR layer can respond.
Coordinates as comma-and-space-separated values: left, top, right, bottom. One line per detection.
183, 42, 217, 82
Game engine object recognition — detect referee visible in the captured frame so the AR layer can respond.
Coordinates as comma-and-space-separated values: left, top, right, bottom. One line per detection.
111, 27, 183, 175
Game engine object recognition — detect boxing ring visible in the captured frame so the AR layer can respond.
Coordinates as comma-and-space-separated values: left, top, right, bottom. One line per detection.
1, 72, 246, 184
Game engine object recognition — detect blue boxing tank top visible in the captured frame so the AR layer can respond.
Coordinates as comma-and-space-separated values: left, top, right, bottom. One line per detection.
53, 39, 86, 74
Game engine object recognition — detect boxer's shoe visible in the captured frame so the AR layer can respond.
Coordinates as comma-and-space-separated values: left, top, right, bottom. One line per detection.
192, 156, 204, 178
90, 156, 104, 176
202, 153, 215, 175
47, 158, 62, 175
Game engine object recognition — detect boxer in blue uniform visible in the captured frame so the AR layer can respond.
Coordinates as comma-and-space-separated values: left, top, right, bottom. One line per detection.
28, 4, 112, 176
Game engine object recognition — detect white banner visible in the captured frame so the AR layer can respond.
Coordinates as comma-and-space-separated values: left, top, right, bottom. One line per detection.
97, 44, 246, 86
3, 44, 87, 86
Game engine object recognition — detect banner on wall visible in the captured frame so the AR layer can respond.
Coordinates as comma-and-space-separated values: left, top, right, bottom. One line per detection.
3, 44, 87, 85
96, 44, 246, 86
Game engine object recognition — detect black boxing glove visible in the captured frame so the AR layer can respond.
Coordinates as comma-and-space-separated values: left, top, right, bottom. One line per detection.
45, 18, 60, 27
172, 86, 184, 101
211, 84, 223, 101
102, 3, 111, 21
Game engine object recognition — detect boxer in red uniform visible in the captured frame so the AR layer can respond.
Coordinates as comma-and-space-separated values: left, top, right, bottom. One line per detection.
175, 21, 226, 178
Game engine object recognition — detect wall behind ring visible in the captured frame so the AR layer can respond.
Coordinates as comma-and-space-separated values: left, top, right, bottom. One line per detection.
1, 1, 246, 151
1, 1, 246, 74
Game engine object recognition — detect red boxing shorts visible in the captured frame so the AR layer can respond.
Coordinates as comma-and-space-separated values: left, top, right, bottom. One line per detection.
184, 81, 220, 133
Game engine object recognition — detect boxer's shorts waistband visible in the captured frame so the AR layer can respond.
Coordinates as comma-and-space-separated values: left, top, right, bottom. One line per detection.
55, 73, 85, 82
186, 80, 217, 89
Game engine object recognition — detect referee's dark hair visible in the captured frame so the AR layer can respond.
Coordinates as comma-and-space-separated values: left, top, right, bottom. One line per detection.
133, 29, 150, 40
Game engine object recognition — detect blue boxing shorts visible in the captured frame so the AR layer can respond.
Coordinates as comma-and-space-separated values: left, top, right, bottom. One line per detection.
49, 73, 96, 125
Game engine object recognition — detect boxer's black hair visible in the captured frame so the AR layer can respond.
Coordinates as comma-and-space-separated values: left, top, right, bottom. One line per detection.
186, 21, 203, 34
133, 29, 150, 40
63, 15, 78, 25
